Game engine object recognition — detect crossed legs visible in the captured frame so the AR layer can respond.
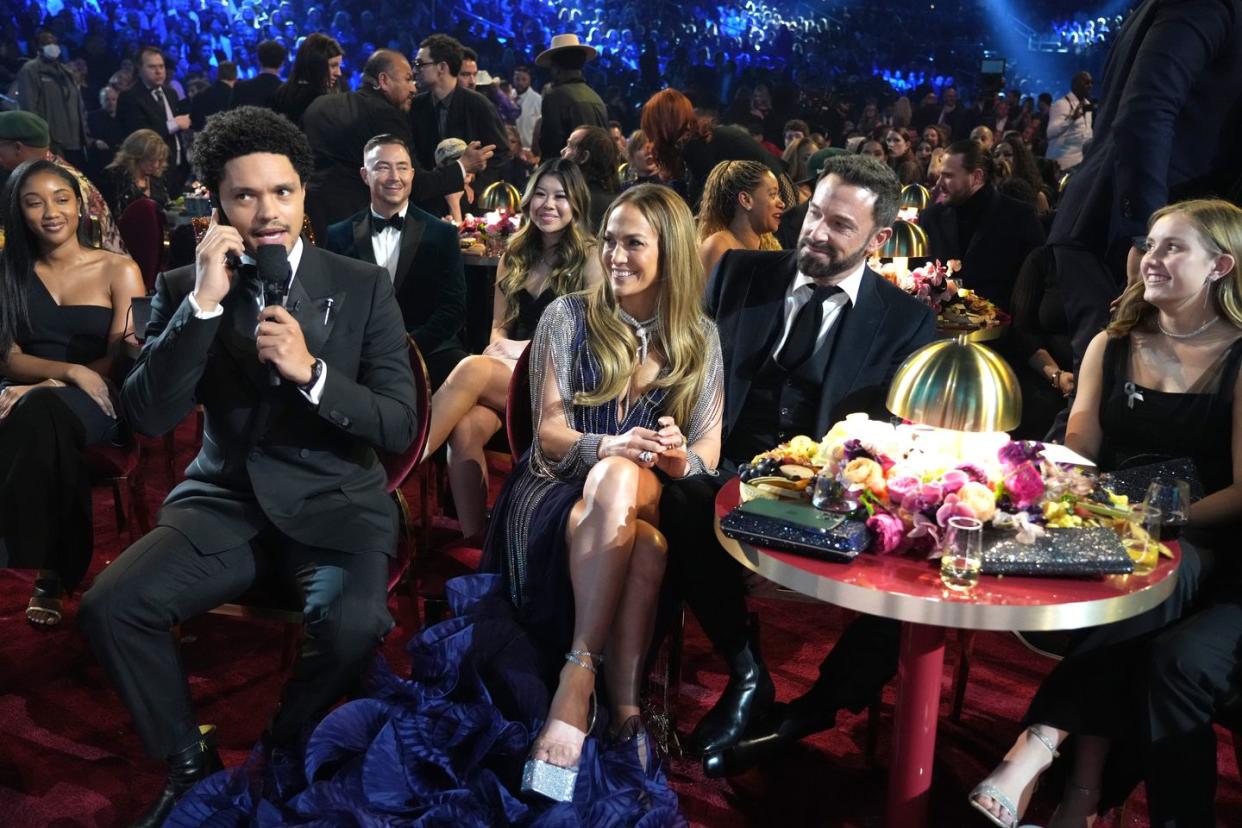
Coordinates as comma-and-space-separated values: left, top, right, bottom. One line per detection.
530, 456, 666, 770
423, 355, 513, 538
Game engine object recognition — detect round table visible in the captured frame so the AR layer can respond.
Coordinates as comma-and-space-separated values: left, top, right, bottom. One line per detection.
713, 477, 1181, 828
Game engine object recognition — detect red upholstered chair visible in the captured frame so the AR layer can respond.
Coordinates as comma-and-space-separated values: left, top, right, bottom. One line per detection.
116, 198, 166, 291
505, 344, 534, 462
84, 438, 152, 547
207, 338, 433, 665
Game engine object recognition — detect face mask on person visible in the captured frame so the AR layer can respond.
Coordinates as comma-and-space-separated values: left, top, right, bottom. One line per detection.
41, 44, 61, 60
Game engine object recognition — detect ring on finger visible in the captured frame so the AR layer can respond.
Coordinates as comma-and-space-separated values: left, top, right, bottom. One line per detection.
638, 450, 654, 463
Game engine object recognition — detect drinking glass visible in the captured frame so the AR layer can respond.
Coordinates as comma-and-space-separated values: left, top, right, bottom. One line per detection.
1122, 504, 1162, 576
1143, 480, 1191, 542
940, 516, 984, 591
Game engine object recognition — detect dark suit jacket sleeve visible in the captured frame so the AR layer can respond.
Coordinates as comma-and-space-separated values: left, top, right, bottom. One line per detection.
316, 266, 419, 455
1109, 0, 1234, 236
538, 90, 566, 160
116, 90, 146, 138
408, 221, 466, 354
322, 220, 353, 257
411, 163, 466, 203
704, 248, 736, 319
121, 271, 222, 437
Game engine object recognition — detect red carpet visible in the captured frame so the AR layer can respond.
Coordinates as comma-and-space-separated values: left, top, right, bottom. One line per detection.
2, 422, 1239, 827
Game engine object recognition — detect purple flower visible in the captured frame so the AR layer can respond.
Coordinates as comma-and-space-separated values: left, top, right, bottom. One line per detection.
956, 463, 991, 484
866, 511, 907, 555
886, 475, 921, 503
935, 493, 976, 527
999, 440, 1044, 468
940, 469, 969, 494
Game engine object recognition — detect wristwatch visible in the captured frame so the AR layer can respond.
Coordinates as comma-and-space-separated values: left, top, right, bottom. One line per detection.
300, 358, 324, 393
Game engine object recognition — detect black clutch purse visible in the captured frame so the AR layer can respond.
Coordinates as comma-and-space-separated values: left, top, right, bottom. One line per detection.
719, 498, 870, 563
981, 527, 1134, 576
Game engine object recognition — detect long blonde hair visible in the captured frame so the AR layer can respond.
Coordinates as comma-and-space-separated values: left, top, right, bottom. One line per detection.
105, 128, 168, 180
695, 159, 782, 248
576, 184, 711, 427
1108, 198, 1242, 337
496, 158, 595, 329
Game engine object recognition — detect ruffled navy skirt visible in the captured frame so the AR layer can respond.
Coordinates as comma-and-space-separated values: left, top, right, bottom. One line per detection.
169, 575, 685, 827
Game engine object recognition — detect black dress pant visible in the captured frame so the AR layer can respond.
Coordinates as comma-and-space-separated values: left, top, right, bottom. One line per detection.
661, 473, 901, 712
81, 525, 393, 759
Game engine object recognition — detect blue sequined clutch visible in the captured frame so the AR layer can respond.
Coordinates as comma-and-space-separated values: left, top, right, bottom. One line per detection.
981, 528, 1133, 576
720, 499, 870, 562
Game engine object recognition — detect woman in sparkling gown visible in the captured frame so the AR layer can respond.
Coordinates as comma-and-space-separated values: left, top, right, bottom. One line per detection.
172, 183, 723, 827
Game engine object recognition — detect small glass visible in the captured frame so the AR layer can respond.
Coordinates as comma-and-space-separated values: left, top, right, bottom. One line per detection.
1122, 504, 1162, 576
1144, 480, 1191, 542
940, 516, 984, 591
811, 472, 859, 513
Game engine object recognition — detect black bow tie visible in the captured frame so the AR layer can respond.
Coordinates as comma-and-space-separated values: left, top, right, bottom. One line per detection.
371, 212, 404, 233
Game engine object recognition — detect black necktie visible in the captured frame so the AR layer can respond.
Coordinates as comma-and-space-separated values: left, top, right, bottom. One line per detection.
778, 284, 842, 370
371, 212, 404, 233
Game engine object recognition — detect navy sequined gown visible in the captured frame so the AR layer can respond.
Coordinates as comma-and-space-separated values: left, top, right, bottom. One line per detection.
172, 296, 724, 827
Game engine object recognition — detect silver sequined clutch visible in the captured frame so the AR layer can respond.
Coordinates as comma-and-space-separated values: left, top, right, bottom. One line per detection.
982, 527, 1133, 576
521, 758, 577, 802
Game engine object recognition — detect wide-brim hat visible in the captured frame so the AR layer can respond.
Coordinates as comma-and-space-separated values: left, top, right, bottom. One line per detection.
475, 69, 495, 87
535, 34, 597, 69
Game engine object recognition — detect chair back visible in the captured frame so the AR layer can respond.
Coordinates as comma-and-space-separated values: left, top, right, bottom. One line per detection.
381, 337, 433, 493
188, 214, 317, 246
505, 343, 534, 462
117, 197, 166, 290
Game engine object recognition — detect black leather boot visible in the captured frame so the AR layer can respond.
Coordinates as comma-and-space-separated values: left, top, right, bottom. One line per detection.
703, 691, 839, 777
129, 725, 223, 828
684, 614, 774, 757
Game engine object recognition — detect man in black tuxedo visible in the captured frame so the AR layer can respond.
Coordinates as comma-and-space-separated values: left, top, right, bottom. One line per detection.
660, 155, 936, 775
920, 139, 1045, 310
230, 39, 286, 110
301, 48, 495, 241
325, 134, 467, 388
408, 34, 510, 215
189, 61, 236, 130
117, 46, 191, 193
80, 106, 419, 827
1050, 0, 1242, 371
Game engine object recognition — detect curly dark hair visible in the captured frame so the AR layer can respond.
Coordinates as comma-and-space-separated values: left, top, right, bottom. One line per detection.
190, 106, 313, 194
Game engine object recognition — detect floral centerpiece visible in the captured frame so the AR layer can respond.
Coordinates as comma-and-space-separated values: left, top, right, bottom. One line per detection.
869, 257, 1010, 332
458, 209, 522, 256
739, 415, 1162, 559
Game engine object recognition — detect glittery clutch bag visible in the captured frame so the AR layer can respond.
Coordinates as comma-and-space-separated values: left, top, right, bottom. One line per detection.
720, 499, 869, 563
981, 528, 1134, 576
1098, 457, 1203, 504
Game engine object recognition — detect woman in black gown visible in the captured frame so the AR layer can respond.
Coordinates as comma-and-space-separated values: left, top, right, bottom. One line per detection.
971, 199, 1242, 827
419, 158, 603, 540
0, 159, 145, 627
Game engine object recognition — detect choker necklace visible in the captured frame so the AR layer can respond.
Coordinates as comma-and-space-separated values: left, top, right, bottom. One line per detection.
1157, 315, 1218, 339
618, 309, 658, 364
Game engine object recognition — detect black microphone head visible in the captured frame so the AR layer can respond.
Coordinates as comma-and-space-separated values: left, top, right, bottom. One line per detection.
255, 243, 290, 305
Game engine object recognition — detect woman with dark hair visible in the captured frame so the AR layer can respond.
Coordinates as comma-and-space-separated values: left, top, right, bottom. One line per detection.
272, 33, 343, 127
972, 199, 1242, 828
0, 159, 145, 628
993, 136, 1052, 216
884, 128, 921, 185
420, 158, 604, 539
640, 87, 782, 208
102, 128, 170, 217
696, 159, 784, 275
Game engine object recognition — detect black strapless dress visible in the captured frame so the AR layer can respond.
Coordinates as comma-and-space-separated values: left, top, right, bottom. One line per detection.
510, 288, 558, 342
0, 275, 120, 588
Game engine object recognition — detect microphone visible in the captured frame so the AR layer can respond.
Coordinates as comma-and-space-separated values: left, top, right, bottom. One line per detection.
255, 243, 290, 387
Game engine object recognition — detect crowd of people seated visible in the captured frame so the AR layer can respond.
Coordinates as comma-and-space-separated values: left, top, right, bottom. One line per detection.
2, 0, 1242, 825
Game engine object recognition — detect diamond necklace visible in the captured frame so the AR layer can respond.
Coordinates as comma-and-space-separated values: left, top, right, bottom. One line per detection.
618, 309, 658, 364
1157, 315, 1218, 339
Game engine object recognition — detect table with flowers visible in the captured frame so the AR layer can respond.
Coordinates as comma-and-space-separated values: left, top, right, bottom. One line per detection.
713, 418, 1181, 828
456, 209, 520, 352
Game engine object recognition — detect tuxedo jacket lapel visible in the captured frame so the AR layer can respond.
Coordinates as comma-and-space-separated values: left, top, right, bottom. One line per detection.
963, 189, 1001, 261
393, 212, 426, 294
352, 212, 377, 265
287, 248, 345, 359
726, 256, 793, 430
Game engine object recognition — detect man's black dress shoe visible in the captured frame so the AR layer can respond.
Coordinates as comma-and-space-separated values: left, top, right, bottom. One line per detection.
129, 725, 224, 828
684, 621, 774, 757
703, 693, 838, 778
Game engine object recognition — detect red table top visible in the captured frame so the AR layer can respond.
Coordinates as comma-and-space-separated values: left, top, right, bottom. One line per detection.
714, 477, 1181, 631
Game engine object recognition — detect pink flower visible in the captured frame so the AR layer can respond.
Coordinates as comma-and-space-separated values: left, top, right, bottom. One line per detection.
866, 511, 907, 555
886, 475, 921, 503
935, 493, 976, 526
940, 469, 969, 494
1004, 461, 1046, 508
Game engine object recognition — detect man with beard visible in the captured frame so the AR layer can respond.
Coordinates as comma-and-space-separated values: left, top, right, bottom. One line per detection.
661, 155, 936, 777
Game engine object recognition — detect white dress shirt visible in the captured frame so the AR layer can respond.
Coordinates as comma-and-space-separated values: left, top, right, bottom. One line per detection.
370, 203, 408, 282
187, 238, 327, 403
514, 87, 542, 150
773, 258, 866, 356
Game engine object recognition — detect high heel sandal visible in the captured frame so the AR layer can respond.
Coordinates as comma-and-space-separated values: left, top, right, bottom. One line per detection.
522, 650, 601, 802
969, 725, 1060, 828
25, 574, 64, 629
